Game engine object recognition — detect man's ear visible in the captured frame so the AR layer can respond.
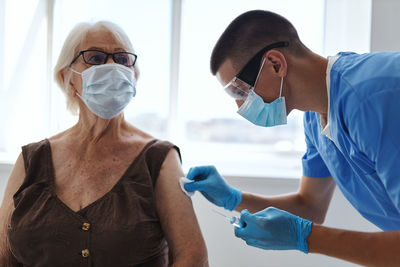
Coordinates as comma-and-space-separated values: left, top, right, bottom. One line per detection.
264, 50, 287, 77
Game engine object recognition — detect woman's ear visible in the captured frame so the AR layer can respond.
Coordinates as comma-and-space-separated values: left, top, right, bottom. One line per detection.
68, 84, 76, 98
60, 68, 68, 85
61, 68, 77, 96
265, 50, 287, 77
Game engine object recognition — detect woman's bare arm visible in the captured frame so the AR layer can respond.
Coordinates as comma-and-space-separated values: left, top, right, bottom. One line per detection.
0, 153, 25, 267
155, 149, 208, 267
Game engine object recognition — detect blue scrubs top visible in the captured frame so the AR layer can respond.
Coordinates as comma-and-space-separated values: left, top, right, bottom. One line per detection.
302, 52, 400, 231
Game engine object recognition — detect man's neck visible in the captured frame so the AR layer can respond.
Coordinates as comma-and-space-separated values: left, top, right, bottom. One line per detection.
285, 52, 328, 116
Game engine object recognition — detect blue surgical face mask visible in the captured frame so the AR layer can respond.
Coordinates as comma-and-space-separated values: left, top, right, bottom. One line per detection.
70, 63, 136, 119
237, 59, 287, 127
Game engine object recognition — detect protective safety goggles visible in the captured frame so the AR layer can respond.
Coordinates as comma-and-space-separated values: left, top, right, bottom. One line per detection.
223, 41, 289, 100
69, 50, 137, 67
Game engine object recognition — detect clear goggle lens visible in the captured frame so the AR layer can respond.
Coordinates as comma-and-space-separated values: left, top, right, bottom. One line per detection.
223, 78, 252, 100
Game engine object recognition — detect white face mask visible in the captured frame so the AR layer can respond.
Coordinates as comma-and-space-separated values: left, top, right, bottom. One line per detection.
70, 63, 137, 119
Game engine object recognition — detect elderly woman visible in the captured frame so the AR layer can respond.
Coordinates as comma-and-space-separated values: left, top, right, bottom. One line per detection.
0, 21, 208, 267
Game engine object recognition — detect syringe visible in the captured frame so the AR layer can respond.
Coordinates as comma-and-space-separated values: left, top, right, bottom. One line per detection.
212, 209, 245, 228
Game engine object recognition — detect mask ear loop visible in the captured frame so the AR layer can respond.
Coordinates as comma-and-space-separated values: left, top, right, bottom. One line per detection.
68, 67, 83, 97
69, 67, 82, 75
279, 77, 284, 97
252, 58, 266, 90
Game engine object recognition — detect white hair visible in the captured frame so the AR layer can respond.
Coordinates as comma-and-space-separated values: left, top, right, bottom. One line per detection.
54, 21, 140, 115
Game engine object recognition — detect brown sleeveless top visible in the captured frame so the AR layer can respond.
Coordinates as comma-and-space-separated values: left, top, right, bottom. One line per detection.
7, 139, 180, 267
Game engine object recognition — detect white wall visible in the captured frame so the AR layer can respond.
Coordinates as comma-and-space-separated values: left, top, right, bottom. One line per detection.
0, 163, 12, 200
370, 0, 400, 51
323, 0, 371, 56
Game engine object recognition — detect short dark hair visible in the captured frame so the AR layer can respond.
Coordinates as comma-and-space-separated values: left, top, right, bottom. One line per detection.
210, 10, 309, 75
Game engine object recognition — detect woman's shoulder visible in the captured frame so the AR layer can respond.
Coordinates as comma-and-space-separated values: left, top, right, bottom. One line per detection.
21, 139, 50, 167
47, 127, 72, 143
139, 137, 178, 155
125, 124, 177, 150
142, 138, 181, 169
22, 139, 49, 150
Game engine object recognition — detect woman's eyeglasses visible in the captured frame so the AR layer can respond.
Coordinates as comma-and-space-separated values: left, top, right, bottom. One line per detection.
69, 50, 137, 67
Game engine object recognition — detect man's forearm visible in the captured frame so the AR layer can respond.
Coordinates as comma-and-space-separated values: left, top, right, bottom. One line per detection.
235, 176, 335, 223
236, 191, 297, 213
308, 224, 400, 266
236, 191, 326, 223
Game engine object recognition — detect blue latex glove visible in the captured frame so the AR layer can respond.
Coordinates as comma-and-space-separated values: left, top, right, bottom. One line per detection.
184, 165, 242, 211
234, 207, 312, 253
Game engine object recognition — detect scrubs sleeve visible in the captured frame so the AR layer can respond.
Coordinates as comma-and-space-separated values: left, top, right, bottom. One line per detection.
302, 114, 331, 178
349, 90, 400, 210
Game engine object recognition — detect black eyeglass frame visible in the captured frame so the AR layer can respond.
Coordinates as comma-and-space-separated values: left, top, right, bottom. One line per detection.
236, 41, 289, 87
69, 49, 138, 67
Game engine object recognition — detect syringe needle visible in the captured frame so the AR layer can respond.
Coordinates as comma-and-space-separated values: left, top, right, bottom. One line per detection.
212, 209, 230, 219
212, 209, 245, 228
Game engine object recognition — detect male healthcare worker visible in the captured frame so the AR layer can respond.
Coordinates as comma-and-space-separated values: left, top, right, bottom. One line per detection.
184, 10, 400, 266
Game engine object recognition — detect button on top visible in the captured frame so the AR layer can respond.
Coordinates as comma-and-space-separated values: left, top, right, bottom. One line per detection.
82, 222, 90, 231
81, 249, 90, 258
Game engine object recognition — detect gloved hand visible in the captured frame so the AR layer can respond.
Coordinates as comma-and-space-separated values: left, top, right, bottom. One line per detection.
234, 207, 312, 253
184, 165, 242, 211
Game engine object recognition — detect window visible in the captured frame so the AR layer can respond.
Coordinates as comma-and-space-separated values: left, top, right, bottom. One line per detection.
0, 0, 49, 160
0, 0, 372, 178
